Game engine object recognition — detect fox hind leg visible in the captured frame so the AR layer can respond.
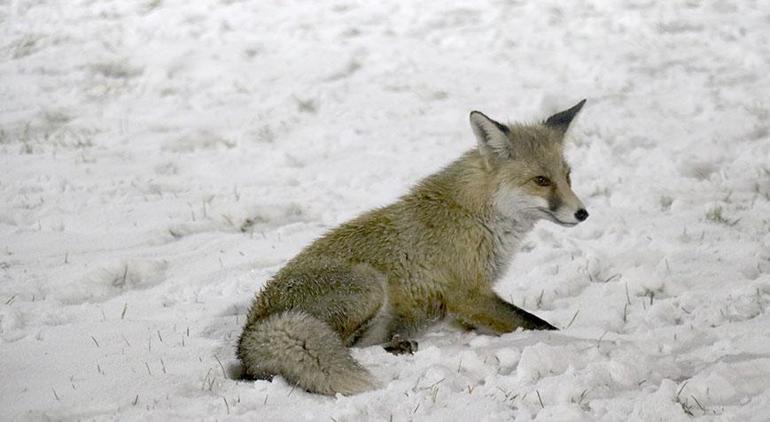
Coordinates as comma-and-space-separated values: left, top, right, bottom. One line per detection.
287, 261, 389, 345
383, 334, 418, 355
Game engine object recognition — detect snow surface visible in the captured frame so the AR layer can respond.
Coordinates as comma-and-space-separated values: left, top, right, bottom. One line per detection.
1, 0, 769, 420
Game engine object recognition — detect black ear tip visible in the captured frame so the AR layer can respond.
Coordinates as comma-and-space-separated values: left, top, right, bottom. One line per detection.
544, 99, 588, 130
571, 99, 587, 112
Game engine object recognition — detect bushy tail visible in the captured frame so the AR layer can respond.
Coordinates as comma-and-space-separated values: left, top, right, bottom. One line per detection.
237, 310, 379, 395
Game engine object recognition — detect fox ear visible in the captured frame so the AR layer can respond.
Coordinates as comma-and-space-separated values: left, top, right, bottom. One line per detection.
544, 99, 586, 133
470, 111, 512, 164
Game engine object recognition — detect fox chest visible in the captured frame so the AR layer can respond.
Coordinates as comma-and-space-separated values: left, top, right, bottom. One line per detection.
480, 217, 531, 282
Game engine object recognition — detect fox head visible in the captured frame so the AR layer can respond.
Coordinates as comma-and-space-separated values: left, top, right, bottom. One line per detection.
469, 100, 588, 227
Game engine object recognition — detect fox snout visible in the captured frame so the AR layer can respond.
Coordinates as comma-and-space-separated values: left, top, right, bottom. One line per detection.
575, 208, 589, 221
544, 205, 588, 227
540, 183, 589, 227
549, 196, 588, 226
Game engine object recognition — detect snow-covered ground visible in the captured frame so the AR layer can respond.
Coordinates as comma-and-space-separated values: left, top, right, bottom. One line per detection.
1, 0, 769, 420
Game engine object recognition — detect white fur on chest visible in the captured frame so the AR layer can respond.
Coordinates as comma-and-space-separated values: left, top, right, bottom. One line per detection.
487, 191, 540, 282
484, 210, 536, 283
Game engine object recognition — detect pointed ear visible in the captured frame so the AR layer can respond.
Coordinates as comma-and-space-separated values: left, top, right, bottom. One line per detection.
469, 111, 512, 164
544, 99, 586, 133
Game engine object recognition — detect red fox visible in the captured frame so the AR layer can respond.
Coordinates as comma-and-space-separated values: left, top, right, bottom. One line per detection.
237, 100, 589, 395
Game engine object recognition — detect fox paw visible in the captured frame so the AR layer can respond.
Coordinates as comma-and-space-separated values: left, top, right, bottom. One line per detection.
384, 334, 418, 355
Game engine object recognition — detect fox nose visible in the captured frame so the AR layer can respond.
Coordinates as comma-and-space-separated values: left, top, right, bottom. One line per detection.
575, 209, 589, 222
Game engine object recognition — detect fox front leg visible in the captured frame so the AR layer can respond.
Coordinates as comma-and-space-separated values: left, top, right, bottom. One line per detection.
449, 292, 557, 334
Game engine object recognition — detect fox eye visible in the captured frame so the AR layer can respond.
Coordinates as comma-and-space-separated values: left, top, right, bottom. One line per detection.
534, 176, 552, 187
566, 171, 572, 186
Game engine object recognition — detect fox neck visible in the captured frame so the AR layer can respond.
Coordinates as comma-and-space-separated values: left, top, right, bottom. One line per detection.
420, 150, 539, 281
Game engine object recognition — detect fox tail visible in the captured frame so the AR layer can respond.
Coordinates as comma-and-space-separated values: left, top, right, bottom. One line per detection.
237, 310, 379, 395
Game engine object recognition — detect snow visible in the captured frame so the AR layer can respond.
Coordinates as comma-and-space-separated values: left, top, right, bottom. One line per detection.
1, 0, 769, 420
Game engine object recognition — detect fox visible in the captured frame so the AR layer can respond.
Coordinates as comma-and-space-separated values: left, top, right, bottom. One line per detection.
237, 99, 589, 395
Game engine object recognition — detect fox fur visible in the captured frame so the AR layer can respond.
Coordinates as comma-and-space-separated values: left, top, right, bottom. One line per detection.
237, 100, 589, 395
